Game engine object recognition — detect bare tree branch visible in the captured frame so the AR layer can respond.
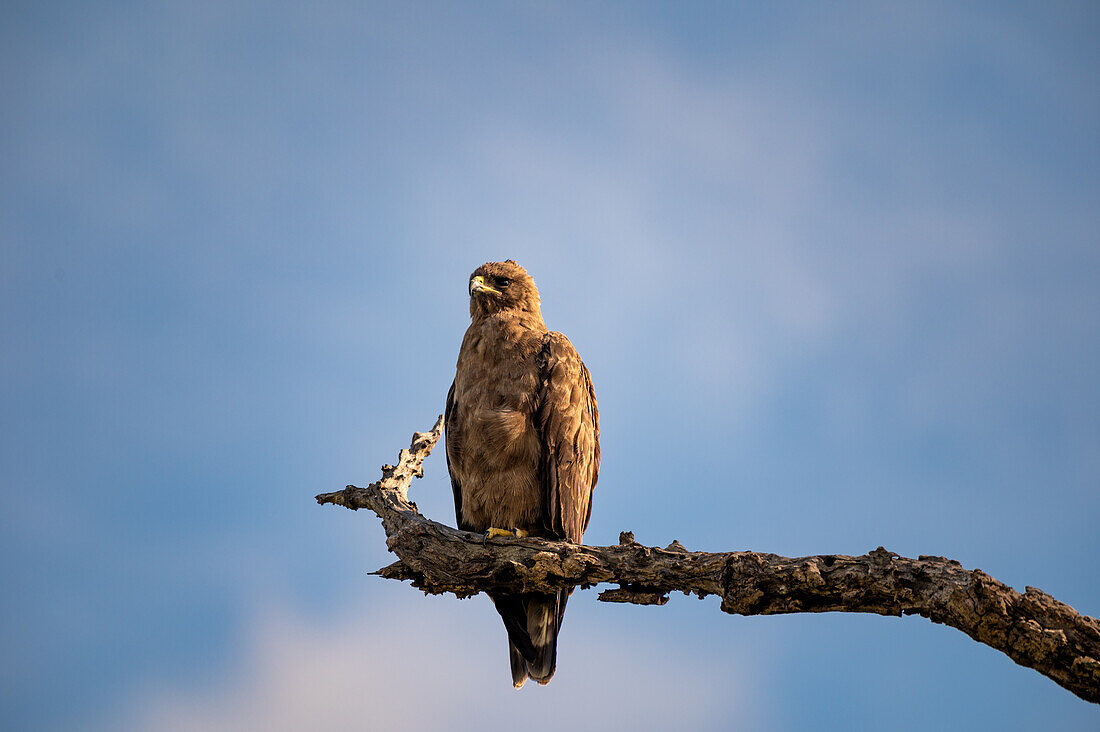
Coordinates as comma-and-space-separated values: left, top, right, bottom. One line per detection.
316, 416, 1100, 704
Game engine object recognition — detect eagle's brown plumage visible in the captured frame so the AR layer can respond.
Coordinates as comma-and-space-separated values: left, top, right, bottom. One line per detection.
444, 260, 600, 688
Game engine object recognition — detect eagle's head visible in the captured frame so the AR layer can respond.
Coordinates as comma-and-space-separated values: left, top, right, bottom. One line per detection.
468, 260, 542, 319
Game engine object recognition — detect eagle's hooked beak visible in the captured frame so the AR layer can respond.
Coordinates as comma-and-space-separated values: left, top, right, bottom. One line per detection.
469, 275, 501, 296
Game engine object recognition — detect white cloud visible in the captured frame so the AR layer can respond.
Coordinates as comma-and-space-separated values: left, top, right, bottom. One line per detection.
116, 593, 764, 732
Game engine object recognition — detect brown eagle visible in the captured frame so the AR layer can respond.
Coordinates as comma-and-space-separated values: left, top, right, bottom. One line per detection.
444, 260, 600, 688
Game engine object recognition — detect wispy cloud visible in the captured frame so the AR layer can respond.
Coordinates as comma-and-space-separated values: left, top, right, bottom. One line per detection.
116, 594, 764, 732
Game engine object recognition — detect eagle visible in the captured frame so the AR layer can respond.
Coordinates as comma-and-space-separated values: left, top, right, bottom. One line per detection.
444, 260, 600, 688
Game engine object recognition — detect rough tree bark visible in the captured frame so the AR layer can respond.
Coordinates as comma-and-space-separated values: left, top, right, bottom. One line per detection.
316, 416, 1100, 704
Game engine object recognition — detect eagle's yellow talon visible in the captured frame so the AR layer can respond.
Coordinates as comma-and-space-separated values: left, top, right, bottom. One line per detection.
485, 527, 529, 539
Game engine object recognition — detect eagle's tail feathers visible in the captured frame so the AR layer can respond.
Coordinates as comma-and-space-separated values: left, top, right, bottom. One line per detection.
508, 641, 529, 689
525, 590, 568, 684
491, 594, 537, 662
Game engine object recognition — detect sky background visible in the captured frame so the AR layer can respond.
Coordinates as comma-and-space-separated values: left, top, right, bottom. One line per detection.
2, 1, 1098, 729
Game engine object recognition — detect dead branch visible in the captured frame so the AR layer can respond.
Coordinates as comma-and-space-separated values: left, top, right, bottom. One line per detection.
316, 416, 1100, 704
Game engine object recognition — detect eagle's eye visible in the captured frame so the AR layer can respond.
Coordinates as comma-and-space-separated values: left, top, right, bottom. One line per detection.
496, 277, 512, 288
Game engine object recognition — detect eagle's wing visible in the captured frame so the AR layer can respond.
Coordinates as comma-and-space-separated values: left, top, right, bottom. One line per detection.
444, 378, 472, 532
537, 332, 600, 543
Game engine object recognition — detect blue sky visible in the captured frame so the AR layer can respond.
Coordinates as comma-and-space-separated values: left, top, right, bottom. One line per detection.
2, 1, 1098, 729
